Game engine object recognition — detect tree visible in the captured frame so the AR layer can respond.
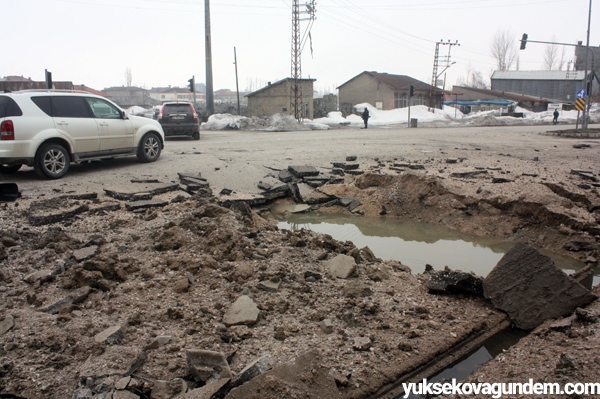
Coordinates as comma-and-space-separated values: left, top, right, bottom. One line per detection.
456, 65, 489, 89
543, 36, 559, 70
490, 30, 518, 71
125, 67, 133, 87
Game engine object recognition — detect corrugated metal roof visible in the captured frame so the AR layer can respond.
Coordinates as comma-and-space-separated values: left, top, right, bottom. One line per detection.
491, 70, 588, 80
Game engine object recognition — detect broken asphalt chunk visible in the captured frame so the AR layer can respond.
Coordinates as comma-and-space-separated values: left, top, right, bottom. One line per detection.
483, 242, 597, 330
278, 169, 294, 183
29, 204, 89, 226
288, 165, 319, 178
425, 269, 483, 296
104, 183, 180, 200
450, 170, 489, 179
125, 199, 169, 211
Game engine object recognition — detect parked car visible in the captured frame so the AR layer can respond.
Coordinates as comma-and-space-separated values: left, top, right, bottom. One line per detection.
157, 102, 200, 140
0, 90, 165, 179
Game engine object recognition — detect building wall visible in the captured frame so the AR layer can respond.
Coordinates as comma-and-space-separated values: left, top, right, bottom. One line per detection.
247, 80, 314, 118
339, 74, 396, 115
102, 87, 154, 108
338, 73, 436, 117
491, 79, 582, 102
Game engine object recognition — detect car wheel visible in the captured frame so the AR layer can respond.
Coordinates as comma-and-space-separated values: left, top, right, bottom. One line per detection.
137, 132, 161, 163
192, 131, 200, 140
0, 164, 22, 174
34, 143, 70, 179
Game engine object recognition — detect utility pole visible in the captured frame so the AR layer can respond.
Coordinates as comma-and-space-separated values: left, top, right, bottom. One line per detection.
582, 0, 592, 130
205, 0, 214, 118
430, 40, 459, 110
290, 0, 316, 122
234, 47, 241, 116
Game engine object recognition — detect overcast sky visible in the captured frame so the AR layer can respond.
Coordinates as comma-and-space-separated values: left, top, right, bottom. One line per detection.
3, 0, 599, 95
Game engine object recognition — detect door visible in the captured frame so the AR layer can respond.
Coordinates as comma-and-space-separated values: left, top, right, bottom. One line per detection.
85, 98, 134, 151
50, 96, 99, 154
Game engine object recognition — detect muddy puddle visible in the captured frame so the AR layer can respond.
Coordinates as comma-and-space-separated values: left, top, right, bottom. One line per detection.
269, 206, 594, 284
400, 327, 529, 399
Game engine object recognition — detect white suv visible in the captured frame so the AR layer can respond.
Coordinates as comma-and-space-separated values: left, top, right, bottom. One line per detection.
0, 90, 165, 179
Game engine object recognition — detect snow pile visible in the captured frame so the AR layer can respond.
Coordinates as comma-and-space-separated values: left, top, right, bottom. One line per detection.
125, 106, 148, 116
198, 102, 599, 131
201, 113, 330, 131
315, 103, 463, 127
125, 105, 157, 119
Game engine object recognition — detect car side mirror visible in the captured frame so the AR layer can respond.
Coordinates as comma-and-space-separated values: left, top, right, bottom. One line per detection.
121, 110, 129, 119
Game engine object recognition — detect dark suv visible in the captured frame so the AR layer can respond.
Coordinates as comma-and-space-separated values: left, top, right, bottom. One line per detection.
157, 102, 200, 140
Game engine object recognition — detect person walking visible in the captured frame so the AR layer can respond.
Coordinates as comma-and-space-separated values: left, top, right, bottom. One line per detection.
553, 109, 559, 125
361, 107, 370, 129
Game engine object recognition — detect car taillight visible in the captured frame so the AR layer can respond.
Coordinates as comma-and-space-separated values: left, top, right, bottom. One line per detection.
191, 106, 198, 121
1, 120, 15, 140
158, 106, 165, 121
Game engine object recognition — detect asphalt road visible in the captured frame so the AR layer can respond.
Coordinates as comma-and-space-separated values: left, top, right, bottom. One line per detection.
2, 123, 598, 201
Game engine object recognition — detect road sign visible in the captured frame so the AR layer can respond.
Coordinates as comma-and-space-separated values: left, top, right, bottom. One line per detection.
577, 89, 587, 99
575, 98, 586, 111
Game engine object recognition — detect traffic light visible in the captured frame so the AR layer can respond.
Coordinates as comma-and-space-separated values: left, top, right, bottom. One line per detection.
409, 84, 415, 97
45, 69, 53, 89
520, 33, 528, 50
188, 76, 195, 93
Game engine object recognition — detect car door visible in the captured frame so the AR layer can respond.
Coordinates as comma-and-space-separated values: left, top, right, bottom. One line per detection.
85, 98, 134, 152
49, 96, 99, 155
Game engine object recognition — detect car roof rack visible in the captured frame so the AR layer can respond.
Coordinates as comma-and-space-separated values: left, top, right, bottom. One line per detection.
13, 89, 93, 94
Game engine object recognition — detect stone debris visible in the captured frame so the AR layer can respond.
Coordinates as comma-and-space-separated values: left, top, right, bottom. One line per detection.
0, 314, 14, 335
72, 245, 100, 263
325, 254, 356, 279
185, 349, 233, 384
224, 350, 342, 399
222, 295, 260, 326
94, 325, 124, 345
483, 242, 597, 330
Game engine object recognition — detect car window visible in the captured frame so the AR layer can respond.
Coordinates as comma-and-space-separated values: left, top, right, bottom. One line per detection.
0, 96, 23, 118
164, 104, 193, 113
85, 98, 122, 119
51, 96, 92, 118
31, 96, 53, 116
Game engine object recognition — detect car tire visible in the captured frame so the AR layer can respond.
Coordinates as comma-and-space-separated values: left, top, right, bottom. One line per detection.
34, 143, 70, 179
137, 132, 161, 163
0, 164, 22, 174
192, 131, 200, 140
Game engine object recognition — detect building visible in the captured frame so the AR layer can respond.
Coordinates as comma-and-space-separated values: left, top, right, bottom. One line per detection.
101, 86, 155, 108
337, 71, 445, 116
449, 86, 557, 113
149, 87, 201, 104
0, 75, 74, 92
490, 70, 598, 103
246, 78, 316, 119
313, 93, 338, 118
575, 45, 600, 80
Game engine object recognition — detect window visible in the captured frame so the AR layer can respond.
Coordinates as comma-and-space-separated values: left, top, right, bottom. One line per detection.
31, 96, 53, 116
85, 98, 122, 119
395, 93, 407, 108
0, 96, 23, 118
51, 96, 91, 118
